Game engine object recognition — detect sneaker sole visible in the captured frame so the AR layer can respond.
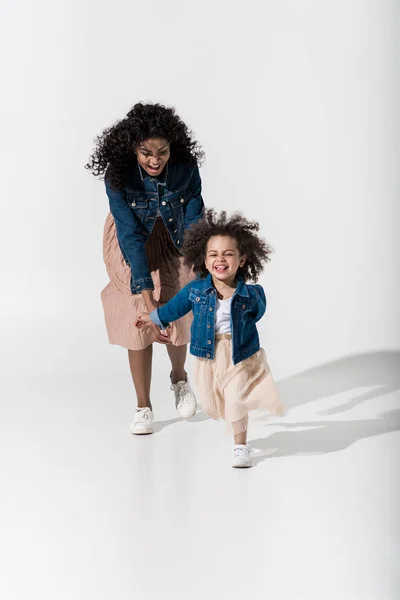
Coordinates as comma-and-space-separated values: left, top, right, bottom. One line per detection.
177, 408, 197, 419
130, 427, 154, 435
232, 461, 252, 469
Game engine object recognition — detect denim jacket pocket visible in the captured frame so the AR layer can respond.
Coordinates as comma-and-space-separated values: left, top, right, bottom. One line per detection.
126, 196, 148, 208
232, 299, 256, 325
189, 291, 208, 305
126, 197, 149, 222
169, 186, 190, 206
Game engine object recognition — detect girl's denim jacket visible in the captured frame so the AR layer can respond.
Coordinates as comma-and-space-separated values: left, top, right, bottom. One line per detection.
105, 162, 204, 295
150, 274, 267, 365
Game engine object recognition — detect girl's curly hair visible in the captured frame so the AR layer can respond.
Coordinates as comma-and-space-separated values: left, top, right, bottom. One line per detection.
183, 209, 272, 283
85, 102, 204, 190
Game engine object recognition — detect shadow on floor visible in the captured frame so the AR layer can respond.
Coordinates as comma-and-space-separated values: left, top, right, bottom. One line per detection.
275, 350, 400, 415
154, 409, 209, 432
249, 350, 400, 464
250, 408, 400, 464
154, 351, 400, 459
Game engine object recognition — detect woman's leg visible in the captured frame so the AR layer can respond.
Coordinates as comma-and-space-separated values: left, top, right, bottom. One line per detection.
167, 344, 187, 384
128, 345, 153, 409
167, 344, 197, 417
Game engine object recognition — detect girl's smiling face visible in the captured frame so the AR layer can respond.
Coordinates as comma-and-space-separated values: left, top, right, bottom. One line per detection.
205, 235, 246, 283
135, 137, 171, 177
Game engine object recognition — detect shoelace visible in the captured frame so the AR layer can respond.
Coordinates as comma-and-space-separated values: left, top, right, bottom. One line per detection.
171, 381, 192, 404
234, 447, 250, 457
136, 408, 151, 421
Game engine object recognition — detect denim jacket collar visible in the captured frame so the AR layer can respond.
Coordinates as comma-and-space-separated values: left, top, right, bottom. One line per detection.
201, 273, 250, 298
137, 162, 169, 185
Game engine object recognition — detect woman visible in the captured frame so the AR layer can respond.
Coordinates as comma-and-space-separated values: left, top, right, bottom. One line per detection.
86, 102, 205, 434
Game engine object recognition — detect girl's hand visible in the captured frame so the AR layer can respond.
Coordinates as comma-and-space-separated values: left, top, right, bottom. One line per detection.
135, 312, 151, 327
135, 313, 171, 344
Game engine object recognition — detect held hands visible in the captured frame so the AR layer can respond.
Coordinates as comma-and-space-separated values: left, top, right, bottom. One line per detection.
135, 312, 171, 345
135, 312, 152, 328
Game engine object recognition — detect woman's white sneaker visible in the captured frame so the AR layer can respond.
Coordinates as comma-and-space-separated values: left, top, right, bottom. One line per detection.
130, 407, 154, 435
171, 378, 197, 419
233, 445, 252, 468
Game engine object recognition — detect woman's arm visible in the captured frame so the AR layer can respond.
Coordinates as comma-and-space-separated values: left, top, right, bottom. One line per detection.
183, 167, 204, 230
136, 284, 192, 330
106, 179, 154, 293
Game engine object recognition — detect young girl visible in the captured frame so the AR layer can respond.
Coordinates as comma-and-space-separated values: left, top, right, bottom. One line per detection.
86, 103, 205, 435
136, 209, 284, 468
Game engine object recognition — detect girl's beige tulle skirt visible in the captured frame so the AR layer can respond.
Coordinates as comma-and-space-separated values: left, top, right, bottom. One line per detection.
101, 215, 193, 350
195, 334, 284, 434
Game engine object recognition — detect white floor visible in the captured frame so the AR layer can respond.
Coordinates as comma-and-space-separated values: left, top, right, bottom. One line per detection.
1, 351, 400, 600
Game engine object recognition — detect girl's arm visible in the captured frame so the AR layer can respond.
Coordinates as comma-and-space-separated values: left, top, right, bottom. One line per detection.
250, 285, 267, 323
136, 284, 192, 329
183, 167, 204, 230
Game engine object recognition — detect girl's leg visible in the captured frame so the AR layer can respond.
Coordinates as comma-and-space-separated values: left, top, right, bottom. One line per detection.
234, 430, 248, 446
166, 344, 187, 384
232, 419, 251, 468
128, 345, 153, 409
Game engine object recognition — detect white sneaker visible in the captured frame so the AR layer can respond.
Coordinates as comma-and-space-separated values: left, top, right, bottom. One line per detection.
233, 445, 252, 468
170, 378, 197, 419
130, 407, 154, 435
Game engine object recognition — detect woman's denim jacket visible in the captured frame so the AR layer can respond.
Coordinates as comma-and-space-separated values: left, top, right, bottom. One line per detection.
105, 162, 204, 294
150, 274, 267, 365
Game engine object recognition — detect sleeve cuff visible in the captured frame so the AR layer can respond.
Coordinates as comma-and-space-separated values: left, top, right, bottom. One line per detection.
150, 309, 169, 329
131, 278, 155, 294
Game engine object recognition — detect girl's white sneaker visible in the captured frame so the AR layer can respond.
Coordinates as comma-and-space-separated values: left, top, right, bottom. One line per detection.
233, 445, 252, 468
130, 407, 154, 435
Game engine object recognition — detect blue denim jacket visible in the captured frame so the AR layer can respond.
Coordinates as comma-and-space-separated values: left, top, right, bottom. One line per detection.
150, 274, 267, 365
105, 162, 204, 294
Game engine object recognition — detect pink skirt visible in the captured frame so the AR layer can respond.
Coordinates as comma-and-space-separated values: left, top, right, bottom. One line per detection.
101, 215, 194, 350
195, 334, 284, 434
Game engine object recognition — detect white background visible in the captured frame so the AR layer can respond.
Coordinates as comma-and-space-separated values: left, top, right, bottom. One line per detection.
0, 0, 399, 380
1, 1, 399, 599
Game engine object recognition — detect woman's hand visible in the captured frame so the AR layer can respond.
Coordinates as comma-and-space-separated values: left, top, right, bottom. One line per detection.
135, 312, 171, 345
141, 289, 159, 313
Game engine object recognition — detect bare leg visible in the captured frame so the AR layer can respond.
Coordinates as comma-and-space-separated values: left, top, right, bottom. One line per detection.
234, 430, 248, 445
234, 415, 249, 445
128, 345, 153, 409
167, 344, 187, 384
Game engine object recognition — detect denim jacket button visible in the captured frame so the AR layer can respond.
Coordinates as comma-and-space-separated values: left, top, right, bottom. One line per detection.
211, 290, 215, 295
161, 201, 166, 206
196, 297, 200, 302
180, 198, 184, 203
131, 202, 136, 207
209, 307, 213, 312
177, 240, 180, 245
242, 304, 246, 309
206, 353, 210, 358
207, 340, 212, 345
207, 324, 211, 328
169, 218, 173, 222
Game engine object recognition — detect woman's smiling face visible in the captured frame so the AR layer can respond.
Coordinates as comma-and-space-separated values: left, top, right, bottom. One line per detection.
135, 137, 171, 177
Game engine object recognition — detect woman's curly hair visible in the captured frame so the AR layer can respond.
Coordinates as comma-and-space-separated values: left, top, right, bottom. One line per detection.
183, 209, 272, 283
85, 102, 204, 190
